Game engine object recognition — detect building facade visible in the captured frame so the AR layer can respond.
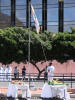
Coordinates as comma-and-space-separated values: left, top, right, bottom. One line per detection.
0, 0, 75, 33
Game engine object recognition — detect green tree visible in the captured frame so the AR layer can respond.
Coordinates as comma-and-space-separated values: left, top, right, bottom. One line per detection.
0, 27, 52, 78
52, 29, 75, 62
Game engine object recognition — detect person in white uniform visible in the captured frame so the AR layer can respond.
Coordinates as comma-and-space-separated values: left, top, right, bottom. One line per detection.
6, 65, 12, 81
47, 62, 55, 81
2, 65, 6, 81
0, 64, 3, 81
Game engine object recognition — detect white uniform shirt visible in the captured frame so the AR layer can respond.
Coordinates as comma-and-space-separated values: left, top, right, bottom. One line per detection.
6, 66, 12, 74
47, 65, 55, 73
47, 65, 55, 81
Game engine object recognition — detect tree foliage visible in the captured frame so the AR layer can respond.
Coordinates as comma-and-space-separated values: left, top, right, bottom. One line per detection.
0, 26, 75, 77
52, 28, 75, 62
0, 27, 52, 64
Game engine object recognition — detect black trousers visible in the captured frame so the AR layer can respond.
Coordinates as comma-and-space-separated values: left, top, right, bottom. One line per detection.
14, 73, 17, 79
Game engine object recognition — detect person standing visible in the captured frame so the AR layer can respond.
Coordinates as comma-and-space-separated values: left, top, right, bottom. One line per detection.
22, 66, 26, 80
14, 66, 18, 80
0, 64, 3, 81
47, 62, 55, 81
17, 69, 19, 79
44, 66, 47, 81
2, 65, 6, 81
6, 65, 12, 81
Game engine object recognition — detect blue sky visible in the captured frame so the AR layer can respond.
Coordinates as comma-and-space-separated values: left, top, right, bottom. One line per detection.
1, 0, 75, 33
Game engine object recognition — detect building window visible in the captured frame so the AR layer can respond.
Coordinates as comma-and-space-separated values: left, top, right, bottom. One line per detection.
64, 0, 75, 32
0, 0, 11, 28
47, 0, 58, 33
16, 0, 26, 27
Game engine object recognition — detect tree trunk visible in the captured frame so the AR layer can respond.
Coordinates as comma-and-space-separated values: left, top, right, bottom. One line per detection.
30, 60, 46, 78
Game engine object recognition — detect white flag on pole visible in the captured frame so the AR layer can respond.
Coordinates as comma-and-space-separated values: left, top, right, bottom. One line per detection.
31, 4, 40, 34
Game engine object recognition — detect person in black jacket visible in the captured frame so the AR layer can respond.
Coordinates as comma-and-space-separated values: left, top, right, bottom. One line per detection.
44, 66, 48, 81
22, 66, 26, 80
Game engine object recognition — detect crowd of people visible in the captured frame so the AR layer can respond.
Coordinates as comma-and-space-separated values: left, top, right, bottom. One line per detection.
0, 64, 26, 81
0, 62, 55, 82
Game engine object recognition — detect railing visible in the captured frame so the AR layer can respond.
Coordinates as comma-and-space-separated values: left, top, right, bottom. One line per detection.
0, 73, 75, 88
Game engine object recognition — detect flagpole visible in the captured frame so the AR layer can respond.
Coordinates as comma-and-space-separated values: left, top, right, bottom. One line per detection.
28, 0, 31, 87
